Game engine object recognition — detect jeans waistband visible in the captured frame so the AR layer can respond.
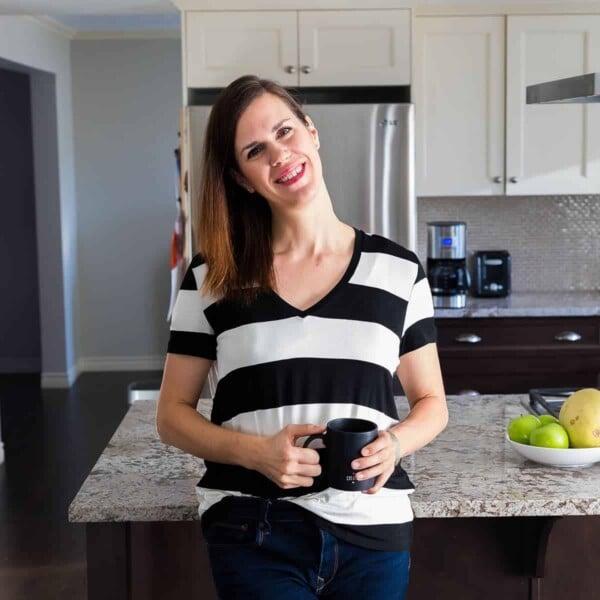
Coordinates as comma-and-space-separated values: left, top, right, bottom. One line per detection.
216, 496, 309, 521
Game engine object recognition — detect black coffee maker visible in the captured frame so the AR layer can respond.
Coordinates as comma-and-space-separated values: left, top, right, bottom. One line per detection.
426, 221, 469, 309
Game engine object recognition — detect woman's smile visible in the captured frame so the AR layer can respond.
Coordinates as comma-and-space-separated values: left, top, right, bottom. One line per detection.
275, 162, 306, 186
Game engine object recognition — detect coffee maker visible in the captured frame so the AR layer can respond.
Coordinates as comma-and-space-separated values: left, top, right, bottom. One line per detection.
426, 221, 469, 309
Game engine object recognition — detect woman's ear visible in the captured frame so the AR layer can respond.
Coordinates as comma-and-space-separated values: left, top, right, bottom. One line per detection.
305, 116, 320, 150
230, 168, 254, 194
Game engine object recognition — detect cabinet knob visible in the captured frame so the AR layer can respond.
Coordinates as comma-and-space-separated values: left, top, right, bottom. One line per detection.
301, 65, 312, 74
493, 176, 503, 183
285, 65, 297, 74
554, 331, 582, 343
458, 389, 481, 397
509, 176, 518, 183
455, 333, 482, 344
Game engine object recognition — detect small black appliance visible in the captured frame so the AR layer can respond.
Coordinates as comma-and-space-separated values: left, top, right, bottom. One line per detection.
426, 221, 469, 309
473, 250, 511, 297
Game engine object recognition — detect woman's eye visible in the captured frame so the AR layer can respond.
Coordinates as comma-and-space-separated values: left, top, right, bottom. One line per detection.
247, 145, 263, 159
278, 127, 292, 138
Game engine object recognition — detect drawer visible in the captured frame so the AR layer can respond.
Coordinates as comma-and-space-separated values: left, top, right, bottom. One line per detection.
439, 347, 600, 394
436, 317, 600, 348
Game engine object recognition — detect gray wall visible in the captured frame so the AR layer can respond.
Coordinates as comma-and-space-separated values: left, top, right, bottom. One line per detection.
71, 38, 182, 369
417, 195, 600, 292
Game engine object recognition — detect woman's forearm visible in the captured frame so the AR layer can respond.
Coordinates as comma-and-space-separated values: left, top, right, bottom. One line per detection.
157, 403, 261, 470
389, 394, 448, 458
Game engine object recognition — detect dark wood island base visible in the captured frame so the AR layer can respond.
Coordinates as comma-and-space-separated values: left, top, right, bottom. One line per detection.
86, 515, 600, 600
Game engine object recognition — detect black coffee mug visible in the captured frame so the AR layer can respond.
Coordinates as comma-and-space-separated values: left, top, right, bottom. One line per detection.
303, 418, 379, 491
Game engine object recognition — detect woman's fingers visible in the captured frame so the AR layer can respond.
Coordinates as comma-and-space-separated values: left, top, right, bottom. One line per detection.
361, 472, 387, 494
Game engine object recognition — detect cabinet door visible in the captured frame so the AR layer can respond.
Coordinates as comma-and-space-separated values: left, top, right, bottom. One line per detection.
506, 15, 600, 195
298, 10, 411, 86
184, 11, 298, 88
414, 16, 505, 196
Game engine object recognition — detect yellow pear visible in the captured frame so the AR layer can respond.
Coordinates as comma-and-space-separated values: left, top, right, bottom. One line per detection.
559, 388, 600, 448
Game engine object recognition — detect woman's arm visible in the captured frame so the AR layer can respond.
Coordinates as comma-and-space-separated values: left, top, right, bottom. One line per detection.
390, 341, 448, 455
351, 342, 448, 494
156, 353, 324, 488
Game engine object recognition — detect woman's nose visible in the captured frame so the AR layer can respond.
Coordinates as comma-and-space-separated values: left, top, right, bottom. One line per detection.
270, 145, 291, 167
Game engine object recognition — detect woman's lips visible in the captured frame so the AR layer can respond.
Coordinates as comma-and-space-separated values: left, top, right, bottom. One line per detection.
276, 163, 306, 186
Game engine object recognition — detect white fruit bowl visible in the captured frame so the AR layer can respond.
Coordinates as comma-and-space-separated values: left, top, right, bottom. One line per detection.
506, 434, 600, 467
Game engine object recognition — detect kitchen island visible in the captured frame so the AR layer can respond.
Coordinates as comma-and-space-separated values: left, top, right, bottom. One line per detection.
69, 395, 600, 600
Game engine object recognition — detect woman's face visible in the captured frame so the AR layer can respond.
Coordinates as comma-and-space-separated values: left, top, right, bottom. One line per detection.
233, 93, 322, 209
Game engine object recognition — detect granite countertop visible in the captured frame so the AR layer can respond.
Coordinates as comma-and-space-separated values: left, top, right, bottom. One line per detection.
69, 395, 600, 522
435, 291, 600, 318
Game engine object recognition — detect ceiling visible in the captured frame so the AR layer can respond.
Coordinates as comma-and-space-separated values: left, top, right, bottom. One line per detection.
2, 0, 600, 33
0, 0, 178, 14
0, 0, 178, 32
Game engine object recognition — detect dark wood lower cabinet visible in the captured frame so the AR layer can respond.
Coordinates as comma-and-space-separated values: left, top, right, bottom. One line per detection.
86, 516, 600, 600
436, 317, 600, 394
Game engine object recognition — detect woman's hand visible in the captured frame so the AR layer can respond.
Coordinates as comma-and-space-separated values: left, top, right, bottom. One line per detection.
352, 430, 397, 494
252, 424, 326, 489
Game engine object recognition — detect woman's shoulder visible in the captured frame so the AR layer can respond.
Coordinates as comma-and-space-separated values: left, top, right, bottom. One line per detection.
189, 252, 208, 268
361, 230, 421, 265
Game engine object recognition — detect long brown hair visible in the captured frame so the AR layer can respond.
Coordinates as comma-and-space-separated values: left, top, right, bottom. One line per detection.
196, 75, 309, 306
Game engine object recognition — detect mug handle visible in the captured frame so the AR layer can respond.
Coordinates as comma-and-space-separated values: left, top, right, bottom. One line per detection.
303, 433, 326, 448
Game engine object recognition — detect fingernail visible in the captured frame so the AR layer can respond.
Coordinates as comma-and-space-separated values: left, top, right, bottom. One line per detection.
356, 473, 364, 480
362, 449, 370, 456
352, 461, 359, 469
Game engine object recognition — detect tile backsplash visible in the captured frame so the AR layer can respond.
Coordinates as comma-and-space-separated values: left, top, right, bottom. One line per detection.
417, 195, 600, 292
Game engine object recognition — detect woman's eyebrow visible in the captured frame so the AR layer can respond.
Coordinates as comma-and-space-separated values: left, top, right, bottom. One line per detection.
239, 118, 292, 154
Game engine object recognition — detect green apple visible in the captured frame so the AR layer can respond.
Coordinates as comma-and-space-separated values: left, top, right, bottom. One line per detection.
507, 415, 542, 445
539, 414, 560, 426
529, 423, 569, 449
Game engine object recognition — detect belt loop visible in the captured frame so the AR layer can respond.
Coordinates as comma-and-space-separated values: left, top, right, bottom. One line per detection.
258, 498, 272, 536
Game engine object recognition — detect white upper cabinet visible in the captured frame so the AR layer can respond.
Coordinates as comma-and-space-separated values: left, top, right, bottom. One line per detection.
506, 15, 600, 195
415, 13, 600, 197
184, 12, 298, 88
184, 9, 411, 88
414, 16, 505, 196
298, 10, 411, 86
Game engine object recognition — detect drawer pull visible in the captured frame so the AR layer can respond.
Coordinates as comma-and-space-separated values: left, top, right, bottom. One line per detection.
458, 389, 481, 397
455, 333, 482, 344
554, 331, 582, 343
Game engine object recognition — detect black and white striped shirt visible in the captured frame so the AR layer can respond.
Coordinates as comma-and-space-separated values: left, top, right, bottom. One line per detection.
167, 227, 436, 551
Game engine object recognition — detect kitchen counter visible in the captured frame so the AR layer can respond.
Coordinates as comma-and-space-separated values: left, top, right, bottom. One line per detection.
68, 394, 600, 523
73, 395, 600, 600
435, 291, 600, 318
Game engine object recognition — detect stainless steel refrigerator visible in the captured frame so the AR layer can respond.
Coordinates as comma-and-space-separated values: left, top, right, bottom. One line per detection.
182, 102, 416, 257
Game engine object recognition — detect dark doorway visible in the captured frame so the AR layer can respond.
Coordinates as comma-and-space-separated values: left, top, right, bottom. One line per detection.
0, 67, 42, 458
0, 67, 41, 375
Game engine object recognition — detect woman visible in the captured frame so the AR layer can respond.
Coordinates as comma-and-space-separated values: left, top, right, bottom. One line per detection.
156, 75, 448, 599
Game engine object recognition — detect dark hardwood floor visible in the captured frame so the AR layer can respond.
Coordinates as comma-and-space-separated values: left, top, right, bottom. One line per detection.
0, 371, 162, 600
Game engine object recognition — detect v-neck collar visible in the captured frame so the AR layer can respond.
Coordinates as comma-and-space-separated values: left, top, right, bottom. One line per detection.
270, 227, 362, 317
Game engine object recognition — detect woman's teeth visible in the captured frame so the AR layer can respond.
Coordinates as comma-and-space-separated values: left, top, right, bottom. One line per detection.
277, 164, 305, 183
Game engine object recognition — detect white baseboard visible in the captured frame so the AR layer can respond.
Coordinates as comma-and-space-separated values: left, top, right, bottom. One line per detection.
41, 356, 165, 389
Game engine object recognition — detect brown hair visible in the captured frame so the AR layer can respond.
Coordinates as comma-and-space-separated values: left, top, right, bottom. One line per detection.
196, 75, 309, 306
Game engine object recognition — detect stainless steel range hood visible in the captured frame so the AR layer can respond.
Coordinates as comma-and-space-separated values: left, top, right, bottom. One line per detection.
527, 72, 600, 104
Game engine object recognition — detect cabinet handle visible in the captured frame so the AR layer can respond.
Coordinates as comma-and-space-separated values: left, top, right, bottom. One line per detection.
458, 389, 481, 397
554, 331, 582, 343
301, 65, 312, 74
509, 176, 518, 183
455, 333, 482, 344
493, 176, 503, 183
285, 65, 297, 74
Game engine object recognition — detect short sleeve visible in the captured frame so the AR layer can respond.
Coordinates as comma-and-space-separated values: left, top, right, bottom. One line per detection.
399, 258, 437, 356
167, 254, 217, 360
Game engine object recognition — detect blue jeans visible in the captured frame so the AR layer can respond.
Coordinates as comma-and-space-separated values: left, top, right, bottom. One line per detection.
201, 496, 411, 599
